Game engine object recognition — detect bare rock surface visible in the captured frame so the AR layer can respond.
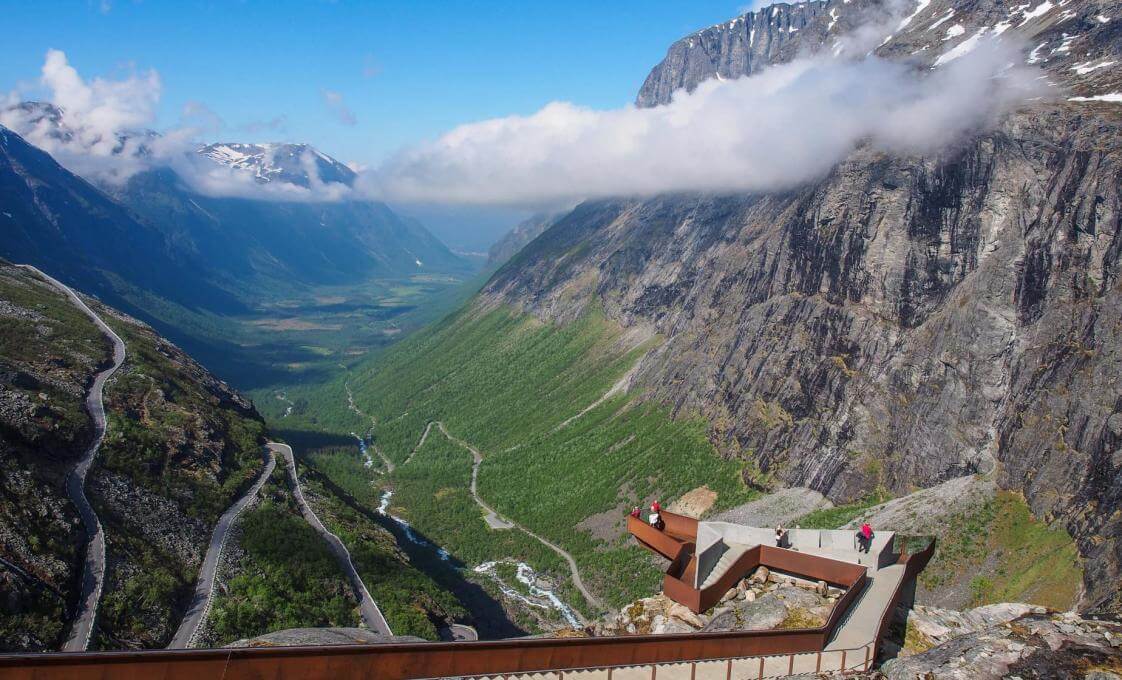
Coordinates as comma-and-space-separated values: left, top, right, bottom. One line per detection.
878, 612, 1122, 679
597, 581, 835, 636
711, 487, 832, 526
840, 475, 996, 534
485, 0, 1122, 612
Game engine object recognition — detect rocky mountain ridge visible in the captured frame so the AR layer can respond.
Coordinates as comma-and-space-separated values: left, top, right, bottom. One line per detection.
480, 0, 1122, 617
199, 142, 357, 189
636, 0, 1121, 107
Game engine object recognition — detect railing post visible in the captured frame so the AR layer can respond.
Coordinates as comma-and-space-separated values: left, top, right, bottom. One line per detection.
815, 651, 821, 672
607, 668, 613, 680
864, 645, 870, 670
651, 664, 657, 680
726, 658, 732, 680
689, 661, 696, 680
840, 650, 847, 671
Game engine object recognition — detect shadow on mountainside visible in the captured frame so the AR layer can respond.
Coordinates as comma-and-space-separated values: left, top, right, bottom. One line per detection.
274, 437, 526, 640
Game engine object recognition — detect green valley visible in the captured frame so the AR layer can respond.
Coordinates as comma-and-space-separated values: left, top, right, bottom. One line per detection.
281, 304, 756, 621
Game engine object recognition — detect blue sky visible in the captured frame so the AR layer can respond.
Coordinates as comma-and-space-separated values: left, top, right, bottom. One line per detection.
1, 0, 745, 168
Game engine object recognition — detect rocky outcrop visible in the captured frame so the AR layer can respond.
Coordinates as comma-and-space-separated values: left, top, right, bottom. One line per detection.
482, 0, 1122, 617
872, 607, 1122, 679
594, 576, 839, 636
636, 1, 836, 108
637, 0, 1122, 108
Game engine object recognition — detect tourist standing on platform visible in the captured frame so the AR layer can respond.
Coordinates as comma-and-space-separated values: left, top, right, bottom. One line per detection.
857, 520, 874, 553
648, 501, 664, 530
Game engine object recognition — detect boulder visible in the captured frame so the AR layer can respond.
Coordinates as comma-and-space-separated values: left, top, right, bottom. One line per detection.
668, 602, 704, 629
650, 614, 694, 635
749, 566, 769, 584
744, 590, 756, 602
773, 584, 822, 612
722, 588, 738, 602
703, 593, 788, 632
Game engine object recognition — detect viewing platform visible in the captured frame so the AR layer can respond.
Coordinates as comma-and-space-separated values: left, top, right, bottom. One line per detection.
628, 511, 934, 670
0, 512, 932, 680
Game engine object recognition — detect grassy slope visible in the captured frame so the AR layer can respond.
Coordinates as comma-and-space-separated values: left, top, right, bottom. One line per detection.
203, 467, 360, 645
300, 304, 756, 615
294, 455, 467, 639
92, 310, 267, 648
794, 486, 1082, 611
921, 491, 1082, 610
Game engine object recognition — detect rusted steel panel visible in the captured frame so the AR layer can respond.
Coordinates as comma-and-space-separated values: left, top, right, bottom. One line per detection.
660, 512, 698, 542
628, 517, 687, 561
756, 546, 865, 587
0, 629, 828, 680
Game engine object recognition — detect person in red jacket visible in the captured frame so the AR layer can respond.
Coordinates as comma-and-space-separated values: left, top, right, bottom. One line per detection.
857, 521, 874, 553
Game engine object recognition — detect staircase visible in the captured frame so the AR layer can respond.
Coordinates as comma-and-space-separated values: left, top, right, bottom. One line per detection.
699, 542, 751, 589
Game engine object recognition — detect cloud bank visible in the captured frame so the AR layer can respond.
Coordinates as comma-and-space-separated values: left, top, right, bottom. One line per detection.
361, 39, 1044, 207
1, 50, 357, 202
3, 28, 1046, 209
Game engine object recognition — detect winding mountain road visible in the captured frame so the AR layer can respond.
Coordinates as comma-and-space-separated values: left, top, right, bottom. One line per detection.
271, 442, 393, 635
433, 423, 605, 617
17, 265, 126, 652
168, 448, 277, 649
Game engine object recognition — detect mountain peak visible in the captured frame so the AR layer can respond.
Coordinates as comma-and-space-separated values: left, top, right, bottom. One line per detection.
198, 141, 356, 188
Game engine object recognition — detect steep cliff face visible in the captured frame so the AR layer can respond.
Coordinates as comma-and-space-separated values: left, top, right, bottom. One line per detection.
636, 0, 1122, 107
636, 1, 835, 108
483, 0, 1122, 616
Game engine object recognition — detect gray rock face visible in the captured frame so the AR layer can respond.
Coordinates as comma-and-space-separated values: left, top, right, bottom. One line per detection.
710, 487, 832, 526
636, 1, 836, 108
877, 613, 1122, 680
703, 592, 789, 631
488, 213, 561, 266
636, 0, 1122, 108
483, 0, 1122, 618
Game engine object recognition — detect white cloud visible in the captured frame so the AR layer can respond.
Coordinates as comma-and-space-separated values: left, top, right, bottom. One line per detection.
0, 49, 166, 184
359, 38, 1045, 207
321, 89, 357, 126
1, 50, 350, 202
